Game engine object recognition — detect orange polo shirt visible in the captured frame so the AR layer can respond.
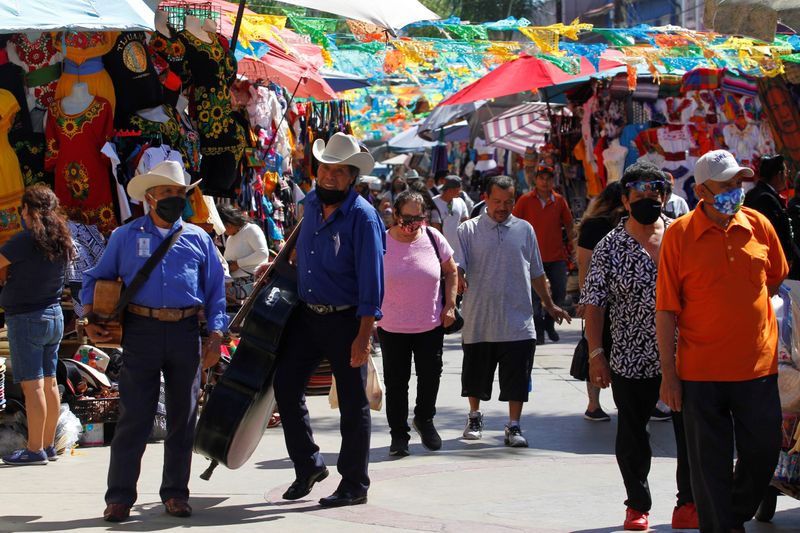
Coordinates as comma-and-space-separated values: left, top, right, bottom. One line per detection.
512, 191, 573, 262
656, 203, 788, 381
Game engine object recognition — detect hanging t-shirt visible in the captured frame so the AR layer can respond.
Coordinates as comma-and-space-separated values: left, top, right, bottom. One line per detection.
432, 195, 468, 250
103, 32, 164, 127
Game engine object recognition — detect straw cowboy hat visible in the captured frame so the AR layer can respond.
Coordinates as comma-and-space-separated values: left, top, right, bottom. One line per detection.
127, 160, 199, 202
312, 132, 374, 176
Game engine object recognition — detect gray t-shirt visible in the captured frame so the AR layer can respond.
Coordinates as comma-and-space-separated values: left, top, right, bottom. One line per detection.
454, 213, 545, 344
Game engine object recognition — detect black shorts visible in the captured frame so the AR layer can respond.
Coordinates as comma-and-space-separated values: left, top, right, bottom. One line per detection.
461, 339, 536, 402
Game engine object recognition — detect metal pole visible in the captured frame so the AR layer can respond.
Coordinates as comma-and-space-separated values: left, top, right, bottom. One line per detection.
229, 0, 247, 51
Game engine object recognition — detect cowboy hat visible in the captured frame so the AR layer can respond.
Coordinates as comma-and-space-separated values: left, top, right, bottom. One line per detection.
127, 160, 199, 202
312, 132, 374, 176
70, 359, 112, 389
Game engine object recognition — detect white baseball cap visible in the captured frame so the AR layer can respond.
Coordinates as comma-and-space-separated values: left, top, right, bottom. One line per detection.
694, 150, 754, 185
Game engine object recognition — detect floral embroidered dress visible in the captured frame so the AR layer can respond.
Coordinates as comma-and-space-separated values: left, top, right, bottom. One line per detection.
45, 97, 117, 233
8, 33, 62, 112
0, 90, 25, 244
178, 30, 245, 196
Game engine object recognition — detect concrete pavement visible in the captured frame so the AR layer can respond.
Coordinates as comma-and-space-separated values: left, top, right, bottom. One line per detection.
1, 320, 799, 532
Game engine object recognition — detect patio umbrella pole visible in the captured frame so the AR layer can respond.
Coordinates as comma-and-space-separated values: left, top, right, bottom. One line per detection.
229, 0, 247, 50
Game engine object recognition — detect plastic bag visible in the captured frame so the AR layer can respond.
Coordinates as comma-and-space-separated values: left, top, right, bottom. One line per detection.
328, 355, 383, 412
55, 404, 82, 454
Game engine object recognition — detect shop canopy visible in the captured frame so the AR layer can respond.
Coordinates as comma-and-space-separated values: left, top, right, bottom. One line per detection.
483, 102, 567, 155
239, 57, 337, 100
0, 0, 155, 32
387, 121, 470, 153
440, 53, 624, 106
271, 0, 440, 34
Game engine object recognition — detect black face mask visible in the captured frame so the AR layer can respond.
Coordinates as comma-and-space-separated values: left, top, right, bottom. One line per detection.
154, 195, 186, 224
316, 186, 350, 206
629, 198, 662, 225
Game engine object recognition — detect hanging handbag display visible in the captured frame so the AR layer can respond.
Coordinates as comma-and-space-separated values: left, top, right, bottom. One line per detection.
425, 227, 463, 334
569, 320, 589, 381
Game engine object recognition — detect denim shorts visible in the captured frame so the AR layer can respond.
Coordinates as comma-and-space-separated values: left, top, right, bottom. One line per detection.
7, 304, 64, 383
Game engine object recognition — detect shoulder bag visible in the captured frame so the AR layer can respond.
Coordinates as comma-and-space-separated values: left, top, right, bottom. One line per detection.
569, 320, 589, 381
425, 227, 463, 334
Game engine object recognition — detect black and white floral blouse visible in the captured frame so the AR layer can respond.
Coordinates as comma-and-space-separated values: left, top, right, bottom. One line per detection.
580, 216, 671, 379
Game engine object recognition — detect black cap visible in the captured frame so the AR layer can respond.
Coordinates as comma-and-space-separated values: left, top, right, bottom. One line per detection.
441, 175, 462, 190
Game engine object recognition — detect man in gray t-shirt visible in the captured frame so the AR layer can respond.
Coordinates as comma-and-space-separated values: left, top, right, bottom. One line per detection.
454, 175, 570, 447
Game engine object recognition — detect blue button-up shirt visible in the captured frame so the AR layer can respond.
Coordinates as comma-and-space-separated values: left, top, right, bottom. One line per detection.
80, 215, 228, 332
298, 188, 385, 318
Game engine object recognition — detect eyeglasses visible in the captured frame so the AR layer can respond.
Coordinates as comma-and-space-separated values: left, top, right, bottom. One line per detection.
398, 215, 425, 225
625, 180, 666, 193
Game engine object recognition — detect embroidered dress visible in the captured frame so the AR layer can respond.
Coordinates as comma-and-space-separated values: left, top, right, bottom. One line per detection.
178, 30, 245, 196
8, 33, 61, 112
45, 97, 117, 233
125, 105, 200, 173
54, 32, 118, 113
0, 90, 25, 244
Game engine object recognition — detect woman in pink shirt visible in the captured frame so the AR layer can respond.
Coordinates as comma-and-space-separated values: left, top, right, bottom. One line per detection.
378, 190, 457, 457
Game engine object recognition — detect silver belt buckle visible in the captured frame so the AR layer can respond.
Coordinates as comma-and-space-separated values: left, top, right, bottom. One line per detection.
308, 303, 332, 314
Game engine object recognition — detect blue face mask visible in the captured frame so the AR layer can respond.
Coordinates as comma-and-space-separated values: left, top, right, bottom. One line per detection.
710, 186, 745, 216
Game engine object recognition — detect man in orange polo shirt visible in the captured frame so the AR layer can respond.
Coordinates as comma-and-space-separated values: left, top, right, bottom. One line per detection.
512, 164, 574, 343
656, 150, 788, 533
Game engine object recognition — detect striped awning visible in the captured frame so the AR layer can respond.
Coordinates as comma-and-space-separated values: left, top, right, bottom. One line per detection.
483, 102, 567, 155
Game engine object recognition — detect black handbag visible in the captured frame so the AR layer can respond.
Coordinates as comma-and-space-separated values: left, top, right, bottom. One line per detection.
569, 320, 589, 381
425, 227, 464, 334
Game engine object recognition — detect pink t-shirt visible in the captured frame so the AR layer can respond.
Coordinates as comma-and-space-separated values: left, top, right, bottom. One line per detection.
379, 227, 453, 334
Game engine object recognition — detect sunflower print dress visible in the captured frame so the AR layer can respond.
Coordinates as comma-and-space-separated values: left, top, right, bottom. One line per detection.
178, 30, 245, 196
45, 96, 118, 234
0, 89, 25, 244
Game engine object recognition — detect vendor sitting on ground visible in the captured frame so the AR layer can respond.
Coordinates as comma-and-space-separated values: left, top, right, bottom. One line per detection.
219, 206, 270, 303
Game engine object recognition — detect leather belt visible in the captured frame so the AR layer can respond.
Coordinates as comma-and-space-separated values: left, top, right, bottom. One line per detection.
127, 304, 200, 322
304, 303, 354, 315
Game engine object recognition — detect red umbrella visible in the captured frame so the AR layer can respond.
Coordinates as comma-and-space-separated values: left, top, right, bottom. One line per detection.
239, 57, 338, 100
439, 53, 624, 106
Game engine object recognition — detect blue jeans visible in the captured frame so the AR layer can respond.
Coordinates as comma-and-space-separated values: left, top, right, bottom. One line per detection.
7, 304, 63, 383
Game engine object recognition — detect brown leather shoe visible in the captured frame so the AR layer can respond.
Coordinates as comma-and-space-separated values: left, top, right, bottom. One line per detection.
164, 498, 192, 517
103, 503, 131, 522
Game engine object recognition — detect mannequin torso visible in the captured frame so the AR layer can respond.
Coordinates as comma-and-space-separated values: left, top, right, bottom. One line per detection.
61, 82, 93, 115
184, 16, 212, 43
202, 19, 217, 33
603, 138, 628, 184
154, 9, 171, 37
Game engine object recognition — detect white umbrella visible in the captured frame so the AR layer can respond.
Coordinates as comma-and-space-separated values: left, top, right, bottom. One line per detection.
0, 0, 154, 31
381, 154, 410, 166
272, 0, 439, 35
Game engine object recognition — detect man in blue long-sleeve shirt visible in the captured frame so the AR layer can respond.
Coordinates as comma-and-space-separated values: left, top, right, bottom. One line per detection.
80, 160, 227, 523
271, 133, 385, 507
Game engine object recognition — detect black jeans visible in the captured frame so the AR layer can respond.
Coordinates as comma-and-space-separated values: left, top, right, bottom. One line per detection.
611, 372, 693, 513
682, 376, 781, 533
377, 327, 444, 442
532, 260, 567, 334
274, 305, 371, 495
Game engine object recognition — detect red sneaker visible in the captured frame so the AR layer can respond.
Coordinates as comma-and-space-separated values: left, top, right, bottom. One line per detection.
624, 507, 649, 531
671, 502, 699, 529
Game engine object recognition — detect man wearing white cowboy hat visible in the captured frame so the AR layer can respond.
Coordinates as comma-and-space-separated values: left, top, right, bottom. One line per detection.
81, 160, 227, 523
264, 132, 385, 507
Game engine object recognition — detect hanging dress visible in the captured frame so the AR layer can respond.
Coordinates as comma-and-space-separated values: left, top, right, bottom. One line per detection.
54, 32, 118, 113
0, 90, 26, 244
7, 33, 62, 114
45, 96, 118, 234
178, 30, 245, 197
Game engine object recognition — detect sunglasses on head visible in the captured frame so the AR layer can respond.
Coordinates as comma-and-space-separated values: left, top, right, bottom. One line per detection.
625, 180, 666, 193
